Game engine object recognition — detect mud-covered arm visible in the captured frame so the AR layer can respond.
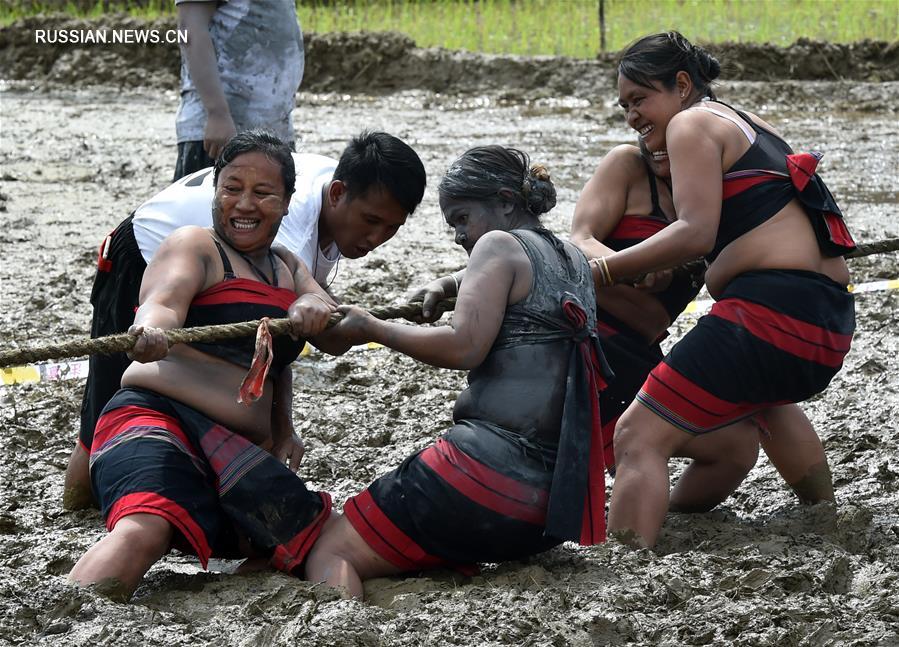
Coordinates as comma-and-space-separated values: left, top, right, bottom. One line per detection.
177, 1, 236, 159
332, 231, 522, 370
601, 112, 723, 284
269, 366, 304, 472
128, 227, 211, 362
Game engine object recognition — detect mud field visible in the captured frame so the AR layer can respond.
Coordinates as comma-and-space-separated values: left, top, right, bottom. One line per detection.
1, 45, 899, 647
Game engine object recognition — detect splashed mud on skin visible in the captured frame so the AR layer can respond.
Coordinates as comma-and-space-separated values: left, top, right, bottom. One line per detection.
0, 72, 897, 645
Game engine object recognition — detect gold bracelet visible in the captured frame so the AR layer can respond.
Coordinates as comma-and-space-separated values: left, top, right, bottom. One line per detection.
590, 256, 613, 287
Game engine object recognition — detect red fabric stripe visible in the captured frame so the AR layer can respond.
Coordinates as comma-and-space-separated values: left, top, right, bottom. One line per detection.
578, 342, 607, 545
710, 298, 851, 367
191, 279, 296, 310
344, 489, 447, 571
722, 174, 777, 200
607, 215, 667, 241
92, 405, 188, 453
823, 212, 855, 248
270, 492, 332, 574
106, 492, 212, 568
642, 362, 759, 429
594, 320, 619, 338
420, 440, 548, 526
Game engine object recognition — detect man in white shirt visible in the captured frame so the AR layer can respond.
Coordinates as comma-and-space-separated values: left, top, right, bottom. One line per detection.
68, 131, 426, 509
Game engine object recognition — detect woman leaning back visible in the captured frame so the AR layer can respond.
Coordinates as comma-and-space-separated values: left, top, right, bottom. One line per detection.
572, 138, 841, 508
305, 146, 612, 599
594, 32, 856, 548
68, 131, 347, 600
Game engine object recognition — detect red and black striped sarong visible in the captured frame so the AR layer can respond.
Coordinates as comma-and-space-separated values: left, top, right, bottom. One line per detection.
343, 294, 611, 568
344, 420, 558, 573
89, 388, 330, 572
636, 269, 854, 434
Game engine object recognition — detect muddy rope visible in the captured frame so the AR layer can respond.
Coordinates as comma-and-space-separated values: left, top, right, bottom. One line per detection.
0, 299, 456, 368
1, 237, 897, 368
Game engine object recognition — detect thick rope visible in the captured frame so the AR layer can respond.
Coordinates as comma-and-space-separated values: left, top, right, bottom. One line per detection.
2, 237, 898, 369
0, 298, 456, 368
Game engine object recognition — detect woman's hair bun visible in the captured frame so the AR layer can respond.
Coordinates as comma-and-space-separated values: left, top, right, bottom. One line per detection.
524, 164, 556, 215
692, 45, 721, 82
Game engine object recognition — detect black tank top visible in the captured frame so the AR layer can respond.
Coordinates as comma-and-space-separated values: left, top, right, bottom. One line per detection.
184, 239, 304, 374
711, 101, 855, 261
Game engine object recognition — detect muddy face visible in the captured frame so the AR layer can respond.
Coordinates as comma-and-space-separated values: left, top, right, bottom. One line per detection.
440, 197, 509, 255
212, 151, 290, 254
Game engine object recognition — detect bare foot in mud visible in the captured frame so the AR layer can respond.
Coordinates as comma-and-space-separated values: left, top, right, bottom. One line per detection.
608, 528, 651, 550
789, 460, 836, 505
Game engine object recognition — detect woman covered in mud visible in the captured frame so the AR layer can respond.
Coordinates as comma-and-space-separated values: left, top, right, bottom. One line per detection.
305, 146, 611, 598
572, 139, 837, 507
594, 32, 856, 548
68, 131, 343, 601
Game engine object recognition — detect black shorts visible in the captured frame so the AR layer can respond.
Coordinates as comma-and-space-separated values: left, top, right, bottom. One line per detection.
78, 215, 147, 449
173, 141, 215, 182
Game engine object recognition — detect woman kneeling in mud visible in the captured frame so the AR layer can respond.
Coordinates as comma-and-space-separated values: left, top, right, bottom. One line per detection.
68, 131, 342, 601
305, 146, 611, 599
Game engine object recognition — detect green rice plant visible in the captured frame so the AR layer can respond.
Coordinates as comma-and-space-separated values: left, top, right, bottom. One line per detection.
294, 0, 897, 56
2, 0, 897, 54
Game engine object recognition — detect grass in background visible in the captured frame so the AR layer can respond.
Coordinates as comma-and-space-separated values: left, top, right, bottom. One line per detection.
2, 0, 896, 56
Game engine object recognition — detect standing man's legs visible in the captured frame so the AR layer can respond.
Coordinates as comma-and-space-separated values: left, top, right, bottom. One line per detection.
173, 141, 214, 182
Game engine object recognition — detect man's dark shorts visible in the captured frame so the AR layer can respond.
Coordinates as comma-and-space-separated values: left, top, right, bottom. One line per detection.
79, 214, 147, 443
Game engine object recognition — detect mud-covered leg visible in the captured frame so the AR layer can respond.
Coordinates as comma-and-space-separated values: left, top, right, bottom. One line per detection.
68, 513, 173, 602
305, 514, 401, 600
63, 443, 95, 511
608, 401, 693, 548
669, 419, 760, 513
760, 404, 834, 504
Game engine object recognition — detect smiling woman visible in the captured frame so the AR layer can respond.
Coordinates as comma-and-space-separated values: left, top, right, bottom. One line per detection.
66, 131, 345, 602
593, 32, 857, 548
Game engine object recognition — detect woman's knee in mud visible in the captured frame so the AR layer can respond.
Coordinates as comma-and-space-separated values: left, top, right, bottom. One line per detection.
613, 405, 683, 464
63, 444, 95, 511
111, 514, 174, 563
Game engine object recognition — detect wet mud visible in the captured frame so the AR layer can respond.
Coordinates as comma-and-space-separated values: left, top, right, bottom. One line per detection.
1, 46, 899, 647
